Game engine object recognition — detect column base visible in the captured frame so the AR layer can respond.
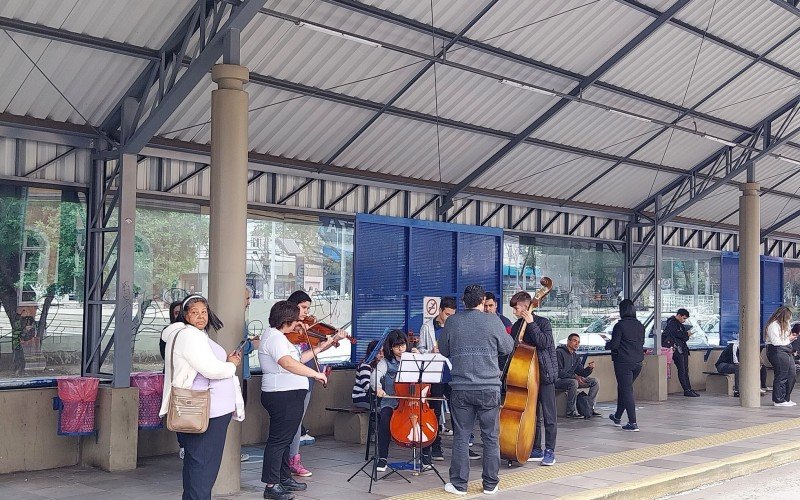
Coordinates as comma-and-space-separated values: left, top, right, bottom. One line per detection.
81, 387, 139, 471
634, 354, 668, 402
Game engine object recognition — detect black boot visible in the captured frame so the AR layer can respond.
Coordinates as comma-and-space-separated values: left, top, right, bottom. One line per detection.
280, 476, 308, 492
263, 483, 294, 500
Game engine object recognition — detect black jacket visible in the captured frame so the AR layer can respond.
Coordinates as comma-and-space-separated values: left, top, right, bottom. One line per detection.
513, 315, 558, 385
663, 316, 691, 355
607, 303, 644, 365
715, 343, 737, 368
556, 345, 593, 380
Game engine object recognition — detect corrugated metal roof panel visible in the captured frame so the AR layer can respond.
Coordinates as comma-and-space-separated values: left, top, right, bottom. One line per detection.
0, 0, 195, 50
695, 64, 799, 127
335, 114, 506, 183
681, 186, 742, 224
530, 86, 680, 158
601, 24, 753, 109
244, 11, 429, 105
629, 118, 740, 170
0, 32, 147, 126
671, 0, 799, 56
473, 144, 615, 201
571, 164, 679, 209
462, 1, 653, 76
770, 30, 800, 75
393, 62, 562, 134
360, 0, 495, 35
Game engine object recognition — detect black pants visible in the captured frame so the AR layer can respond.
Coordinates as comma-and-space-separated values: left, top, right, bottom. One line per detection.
716, 363, 767, 392
178, 412, 232, 500
672, 349, 693, 392
614, 362, 642, 424
532, 382, 557, 452
767, 346, 796, 404
261, 389, 307, 484
429, 383, 446, 452
377, 406, 431, 461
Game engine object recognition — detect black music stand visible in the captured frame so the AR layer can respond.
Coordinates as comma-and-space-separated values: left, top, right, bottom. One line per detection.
347, 388, 410, 492
394, 352, 448, 483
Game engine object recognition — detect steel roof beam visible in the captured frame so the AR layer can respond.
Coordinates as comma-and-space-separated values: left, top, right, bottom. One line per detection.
634, 96, 800, 215
322, 0, 499, 168
120, 0, 268, 154
616, 0, 800, 81
762, 207, 800, 239
564, 24, 800, 203
320, 0, 755, 135
437, 0, 690, 214
771, 0, 800, 16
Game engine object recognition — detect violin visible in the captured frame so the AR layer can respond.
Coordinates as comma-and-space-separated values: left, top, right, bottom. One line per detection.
284, 315, 355, 347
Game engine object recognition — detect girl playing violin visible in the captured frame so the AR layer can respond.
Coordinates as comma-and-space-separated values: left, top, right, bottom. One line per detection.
372, 329, 429, 472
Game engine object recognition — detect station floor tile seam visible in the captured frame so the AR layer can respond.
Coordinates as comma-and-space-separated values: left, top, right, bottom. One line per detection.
386, 416, 800, 500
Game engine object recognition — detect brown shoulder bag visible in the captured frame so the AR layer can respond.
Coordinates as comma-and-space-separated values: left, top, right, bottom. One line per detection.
166, 328, 210, 433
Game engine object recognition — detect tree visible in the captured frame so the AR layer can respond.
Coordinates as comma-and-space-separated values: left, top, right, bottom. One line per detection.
0, 185, 24, 361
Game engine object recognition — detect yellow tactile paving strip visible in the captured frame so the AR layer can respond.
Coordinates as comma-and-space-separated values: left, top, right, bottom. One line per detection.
387, 417, 800, 499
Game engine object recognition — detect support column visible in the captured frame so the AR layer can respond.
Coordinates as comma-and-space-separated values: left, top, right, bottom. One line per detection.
739, 182, 761, 407
113, 152, 137, 388
208, 61, 249, 495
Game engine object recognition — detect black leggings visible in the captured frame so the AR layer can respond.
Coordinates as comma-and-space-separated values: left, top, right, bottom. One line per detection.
614, 362, 642, 424
260, 389, 307, 484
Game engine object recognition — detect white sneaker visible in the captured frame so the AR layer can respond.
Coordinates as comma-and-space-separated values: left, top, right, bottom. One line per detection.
760, 388, 767, 394
483, 485, 498, 495
444, 483, 467, 496
441, 428, 454, 436
299, 433, 315, 446
240, 453, 250, 462
179, 447, 185, 460
774, 401, 793, 407
787, 401, 797, 406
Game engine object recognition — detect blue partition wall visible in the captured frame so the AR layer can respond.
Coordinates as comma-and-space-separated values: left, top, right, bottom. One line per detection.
719, 252, 784, 345
352, 214, 503, 361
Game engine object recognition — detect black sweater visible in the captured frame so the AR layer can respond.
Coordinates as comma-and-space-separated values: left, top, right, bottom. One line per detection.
607, 316, 645, 365
513, 315, 558, 385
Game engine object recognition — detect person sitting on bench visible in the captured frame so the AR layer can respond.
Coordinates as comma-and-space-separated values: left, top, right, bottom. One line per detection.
556, 334, 600, 418
352, 340, 381, 409
715, 340, 767, 397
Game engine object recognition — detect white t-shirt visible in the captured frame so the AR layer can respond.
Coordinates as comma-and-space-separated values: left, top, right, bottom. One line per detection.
258, 327, 309, 392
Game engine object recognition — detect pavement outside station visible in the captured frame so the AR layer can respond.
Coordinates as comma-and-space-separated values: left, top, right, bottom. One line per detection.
1, 393, 799, 499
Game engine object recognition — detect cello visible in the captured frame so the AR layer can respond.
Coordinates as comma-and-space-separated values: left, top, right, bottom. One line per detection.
389, 332, 439, 449
498, 277, 553, 464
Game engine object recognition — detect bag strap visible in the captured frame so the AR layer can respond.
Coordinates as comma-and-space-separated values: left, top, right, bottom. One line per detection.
169, 327, 188, 386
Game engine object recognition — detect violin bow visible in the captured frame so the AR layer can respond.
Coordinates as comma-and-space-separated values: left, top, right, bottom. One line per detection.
300, 322, 328, 389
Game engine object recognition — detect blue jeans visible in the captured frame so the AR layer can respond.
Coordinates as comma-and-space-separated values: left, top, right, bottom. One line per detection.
449, 388, 501, 491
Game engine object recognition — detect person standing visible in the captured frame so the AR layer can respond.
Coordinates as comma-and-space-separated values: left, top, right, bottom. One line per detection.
509, 291, 558, 466
418, 296, 457, 461
484, 292, 513, 334
259, 301, 329, 500
159, 294, 244, 500
663, 308, 699, 397
439, 284, 514, 496
607, 299, 645, 431
556, 334, 601, 418
765, 306, 798, 407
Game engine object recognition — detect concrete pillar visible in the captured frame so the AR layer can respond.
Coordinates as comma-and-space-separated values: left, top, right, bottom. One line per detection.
208, 63, 249, 494
739, 182, 761, 408
80, 387, 139, 471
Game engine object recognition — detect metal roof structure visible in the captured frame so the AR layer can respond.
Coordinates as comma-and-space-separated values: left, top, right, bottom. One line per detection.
2, 0, 800, 239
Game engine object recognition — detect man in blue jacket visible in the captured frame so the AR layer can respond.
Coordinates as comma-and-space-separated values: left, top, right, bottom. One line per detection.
556, 334, 600, 418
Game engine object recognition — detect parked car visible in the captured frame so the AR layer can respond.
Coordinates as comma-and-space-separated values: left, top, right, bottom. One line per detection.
570, 314, 711, 351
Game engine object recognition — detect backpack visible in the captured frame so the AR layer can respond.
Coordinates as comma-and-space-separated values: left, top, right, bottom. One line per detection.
576, 391, 592, 418
661, 331, 674, 349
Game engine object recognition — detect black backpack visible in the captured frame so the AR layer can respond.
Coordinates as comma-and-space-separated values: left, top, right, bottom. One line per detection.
576, 391, 592, 418
661, 331, 674, 349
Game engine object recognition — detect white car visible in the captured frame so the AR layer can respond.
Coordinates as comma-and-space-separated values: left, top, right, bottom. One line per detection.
573, 314, 711, 350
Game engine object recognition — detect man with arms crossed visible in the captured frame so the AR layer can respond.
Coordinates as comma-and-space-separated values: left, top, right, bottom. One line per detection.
438, 284, 514, 496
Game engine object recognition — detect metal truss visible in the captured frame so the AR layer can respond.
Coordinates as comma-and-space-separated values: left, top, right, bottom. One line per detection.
636, 97, 800, 224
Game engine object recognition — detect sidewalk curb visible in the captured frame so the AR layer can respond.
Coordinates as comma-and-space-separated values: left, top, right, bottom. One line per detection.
561, 441, 800, 500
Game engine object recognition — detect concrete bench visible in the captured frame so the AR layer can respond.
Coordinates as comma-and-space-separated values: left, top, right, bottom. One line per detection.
703, 371, 735, 396
326, 407, 371, 445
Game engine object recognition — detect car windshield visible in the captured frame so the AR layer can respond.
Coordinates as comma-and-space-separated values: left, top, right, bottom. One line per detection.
584, 317, 612, 333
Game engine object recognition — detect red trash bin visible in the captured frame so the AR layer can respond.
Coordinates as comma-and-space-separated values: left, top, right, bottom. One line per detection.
55, 377, 99, 436
130, 372, 165, 429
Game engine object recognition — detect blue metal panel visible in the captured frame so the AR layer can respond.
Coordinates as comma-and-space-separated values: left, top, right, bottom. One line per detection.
353, 214, 502, 361
719, 252, 784, 345
720, 252, 739, 345
761, 256, 785, 335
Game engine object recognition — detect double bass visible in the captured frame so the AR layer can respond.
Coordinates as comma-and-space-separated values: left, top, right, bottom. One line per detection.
499, 277, 553, 464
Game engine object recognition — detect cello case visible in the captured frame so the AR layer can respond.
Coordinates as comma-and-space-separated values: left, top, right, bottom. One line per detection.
499, 277, 552, 464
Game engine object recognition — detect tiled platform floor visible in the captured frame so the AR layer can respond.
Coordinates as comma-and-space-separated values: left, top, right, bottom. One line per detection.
2, 392, 798, 499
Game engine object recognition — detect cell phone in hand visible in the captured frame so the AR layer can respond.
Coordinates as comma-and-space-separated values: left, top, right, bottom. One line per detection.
234, 339, 248, 354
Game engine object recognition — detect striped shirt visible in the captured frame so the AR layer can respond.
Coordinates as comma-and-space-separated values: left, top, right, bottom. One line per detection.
351, 362, 372, 406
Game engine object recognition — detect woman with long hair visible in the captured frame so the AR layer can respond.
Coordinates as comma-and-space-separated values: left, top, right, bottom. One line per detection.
765, 306, 798, 406
159, 294, 244, 500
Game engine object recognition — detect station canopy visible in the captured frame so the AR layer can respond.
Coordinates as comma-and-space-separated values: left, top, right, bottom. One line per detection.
1, 0, 800, 236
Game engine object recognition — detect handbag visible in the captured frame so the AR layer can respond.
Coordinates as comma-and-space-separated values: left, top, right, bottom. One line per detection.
166, 328, 210, 433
